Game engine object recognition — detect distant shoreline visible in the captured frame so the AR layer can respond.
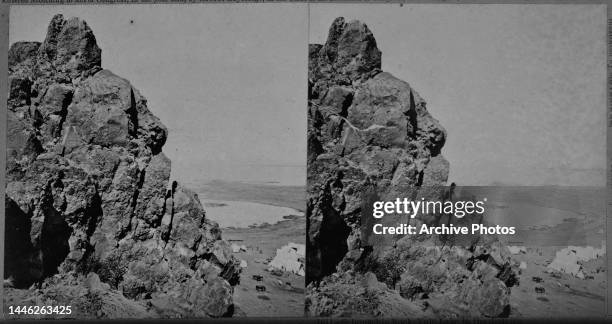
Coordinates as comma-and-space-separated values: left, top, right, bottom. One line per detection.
194, 179, 306, 212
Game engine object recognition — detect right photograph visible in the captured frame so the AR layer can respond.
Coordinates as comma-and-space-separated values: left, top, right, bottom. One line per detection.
306, 4, 606, 318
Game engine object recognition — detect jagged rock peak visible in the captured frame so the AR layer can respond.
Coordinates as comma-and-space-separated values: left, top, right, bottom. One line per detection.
316, 17, 382, 79
38, 14, 101, 76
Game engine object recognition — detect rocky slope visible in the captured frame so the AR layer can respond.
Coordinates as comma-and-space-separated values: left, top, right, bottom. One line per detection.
5, 14, 240, 318
306, 17, 517, 318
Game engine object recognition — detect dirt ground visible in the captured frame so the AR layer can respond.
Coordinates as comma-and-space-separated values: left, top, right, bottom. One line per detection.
508, 246, 605, 318
223, 216, 305, 317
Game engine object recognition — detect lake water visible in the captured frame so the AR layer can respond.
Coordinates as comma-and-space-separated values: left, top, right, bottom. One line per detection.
484, 201, 603, 246
486, 203, 588, 229
203, 199, 303, 228
452, 186, 605, 246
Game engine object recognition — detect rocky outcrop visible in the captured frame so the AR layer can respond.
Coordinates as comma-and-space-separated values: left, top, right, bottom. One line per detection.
306, 17, 516, 318
4, 272, 153, 319
5, 14, 240, 318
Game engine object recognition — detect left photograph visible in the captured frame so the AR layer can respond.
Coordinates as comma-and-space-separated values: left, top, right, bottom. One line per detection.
4, 4, 307, 318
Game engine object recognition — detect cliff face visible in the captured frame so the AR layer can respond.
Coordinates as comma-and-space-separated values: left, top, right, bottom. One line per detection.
306, 18, 516, 318
5, 15, 240, 318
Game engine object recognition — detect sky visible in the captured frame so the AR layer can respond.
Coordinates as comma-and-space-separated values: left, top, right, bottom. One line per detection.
10, 4, 308, 186
310, 4, 607, 186
10, 4, 607, 186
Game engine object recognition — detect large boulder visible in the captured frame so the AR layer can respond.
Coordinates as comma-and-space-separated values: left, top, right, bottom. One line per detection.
8, 41, 40, 67
62, 70, 136, 150
4, 14, 239, 318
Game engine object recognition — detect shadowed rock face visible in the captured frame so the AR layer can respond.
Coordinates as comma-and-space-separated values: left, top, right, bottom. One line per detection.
306, 17, 516, 318
5, 14, 240, 318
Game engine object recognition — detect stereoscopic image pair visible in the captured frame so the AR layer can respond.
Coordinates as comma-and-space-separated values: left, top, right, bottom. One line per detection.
3, 4, 607, 319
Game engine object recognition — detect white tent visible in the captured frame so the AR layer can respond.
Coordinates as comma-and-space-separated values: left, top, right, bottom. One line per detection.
547, 244, 605, 279
508, 246, 527, 255
268, 242, 305, 276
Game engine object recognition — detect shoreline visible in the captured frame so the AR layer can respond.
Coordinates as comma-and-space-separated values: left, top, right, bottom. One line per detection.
195, 181, 306, 316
